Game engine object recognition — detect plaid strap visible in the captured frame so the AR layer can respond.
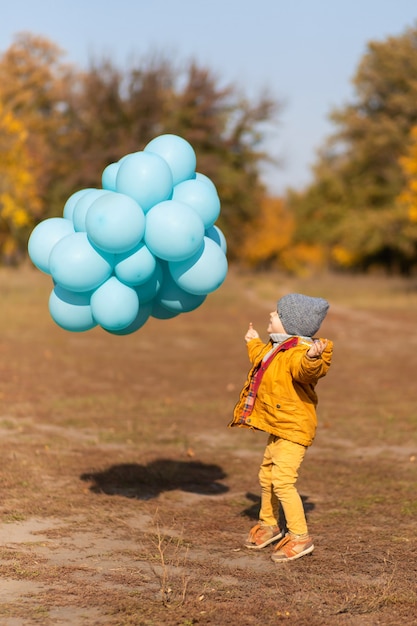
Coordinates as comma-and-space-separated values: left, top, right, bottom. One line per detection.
239, 337, 299, 423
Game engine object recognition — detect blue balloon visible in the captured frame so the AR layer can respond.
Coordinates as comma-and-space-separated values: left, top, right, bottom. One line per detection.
91, 276, 139, 331
115, 151, 173, 212
173, 179, 221, 228
169, 237, 228, 296
63, 189, 95, 221
28, 217, 75, 274
145, 200, 205, 262
134, 261, 163, 303
115, 242, 156, 286
102, 162, 120, 191
195, 172, 218, 191
72, 189, 110, 232
144, 134, 196, 185
205, 224, 227, 254
155, 269, 206, 313
85, 191, 145, 254
49, 285, 97, 332
151, 301, 180, 319
106, 301, 153, 335
49, 232, 113, 292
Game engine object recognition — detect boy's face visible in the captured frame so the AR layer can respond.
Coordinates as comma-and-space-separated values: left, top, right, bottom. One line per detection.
267, 310, 286, 334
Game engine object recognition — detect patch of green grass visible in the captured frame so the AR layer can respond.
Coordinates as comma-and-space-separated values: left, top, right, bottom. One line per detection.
3, 512, 27, 523
33, 606, 49, 618
401, 500, 417, 516
9, 563, 41, 579
350, 495, 387, 513
0, 419, 18, 430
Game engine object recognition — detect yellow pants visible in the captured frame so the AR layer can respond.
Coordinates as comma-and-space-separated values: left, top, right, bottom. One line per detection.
258, 435, 308, 536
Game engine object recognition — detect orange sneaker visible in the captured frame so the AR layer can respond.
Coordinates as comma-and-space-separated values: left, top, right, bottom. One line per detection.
244, 523, 283, 549
271, 534, 314, 562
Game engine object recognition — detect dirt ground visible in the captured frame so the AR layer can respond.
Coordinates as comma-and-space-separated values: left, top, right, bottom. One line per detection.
1, 265, 417, 626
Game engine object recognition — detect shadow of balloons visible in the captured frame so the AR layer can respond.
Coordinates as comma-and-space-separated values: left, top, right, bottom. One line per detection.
81, 458, 228, 500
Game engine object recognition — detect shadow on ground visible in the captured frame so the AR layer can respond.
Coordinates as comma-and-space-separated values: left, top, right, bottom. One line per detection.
80, 459, 228, 499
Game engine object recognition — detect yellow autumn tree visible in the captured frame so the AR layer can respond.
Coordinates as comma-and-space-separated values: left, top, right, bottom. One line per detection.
0, 103, 41, 262
240, 196, 293, 268
240, 196, 325, 274
394, 125, 417, 272
398, 125, 417, 222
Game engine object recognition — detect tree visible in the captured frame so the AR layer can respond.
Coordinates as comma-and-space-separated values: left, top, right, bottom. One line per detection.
239, 196, 294, 269
0, 103, 40, 262
166, 64, 279, 255
289, 24, 417, 273
0, 32, 75, 221
63, 58, 279, 258
58, 55, 174, 193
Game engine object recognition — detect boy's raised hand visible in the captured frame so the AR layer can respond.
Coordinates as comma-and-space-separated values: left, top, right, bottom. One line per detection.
307, 339, 328, 358
245, 322, 259, 343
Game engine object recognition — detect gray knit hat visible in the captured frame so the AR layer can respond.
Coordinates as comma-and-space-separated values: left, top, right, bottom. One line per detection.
277, 293, 329, 337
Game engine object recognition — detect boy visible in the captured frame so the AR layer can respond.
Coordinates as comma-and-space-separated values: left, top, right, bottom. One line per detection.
229, 293, 333, 562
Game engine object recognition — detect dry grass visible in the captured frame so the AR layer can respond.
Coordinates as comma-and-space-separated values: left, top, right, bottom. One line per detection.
0, 264, 417, 625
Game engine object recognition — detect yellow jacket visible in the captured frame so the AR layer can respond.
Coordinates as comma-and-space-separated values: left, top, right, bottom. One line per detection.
229, 336, 333, 446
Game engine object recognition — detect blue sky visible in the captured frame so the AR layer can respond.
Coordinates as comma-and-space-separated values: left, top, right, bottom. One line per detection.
2, 0, 417, 194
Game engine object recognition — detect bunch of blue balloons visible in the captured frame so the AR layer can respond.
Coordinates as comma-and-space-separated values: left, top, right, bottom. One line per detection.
28, 134, 228, 335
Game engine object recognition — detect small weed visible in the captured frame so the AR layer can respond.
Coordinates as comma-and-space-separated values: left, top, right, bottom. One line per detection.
149, 512, 190, 607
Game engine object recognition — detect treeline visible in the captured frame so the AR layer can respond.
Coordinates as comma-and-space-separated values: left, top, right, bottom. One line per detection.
288, 24, 417, 275
0, 33, 277, 264
1, 27, 417, 274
